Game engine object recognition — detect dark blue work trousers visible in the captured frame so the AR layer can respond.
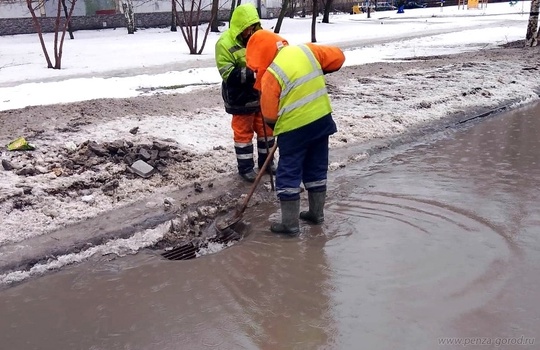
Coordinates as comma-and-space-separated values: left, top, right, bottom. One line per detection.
275, 114, 337, 201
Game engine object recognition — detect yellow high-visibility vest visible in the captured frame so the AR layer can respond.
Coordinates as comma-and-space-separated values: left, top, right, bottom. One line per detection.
267, 45, 332, 135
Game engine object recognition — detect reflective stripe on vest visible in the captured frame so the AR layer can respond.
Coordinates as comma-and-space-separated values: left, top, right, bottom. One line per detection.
220, 45, 246, 80
267, 45, 332, 135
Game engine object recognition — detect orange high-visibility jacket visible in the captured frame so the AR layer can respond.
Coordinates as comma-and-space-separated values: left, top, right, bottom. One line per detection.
246, 30, 345, 125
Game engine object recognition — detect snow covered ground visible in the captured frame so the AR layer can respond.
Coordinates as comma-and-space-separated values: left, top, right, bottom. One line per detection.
0, 1, 533, 109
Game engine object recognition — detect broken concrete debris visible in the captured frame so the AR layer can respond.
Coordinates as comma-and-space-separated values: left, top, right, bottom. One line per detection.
2, 159, 14, 170
129, 159, 155, 178
101, 179, 120, 195
2, 139, 192, 179
163, 197, 175, 212
81, 195, 95, 204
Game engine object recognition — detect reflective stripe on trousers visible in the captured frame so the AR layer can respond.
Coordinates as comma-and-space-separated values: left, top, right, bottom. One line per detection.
232, 113, 274, 173
256, 137, 275, 168
235, 143, 254, 174
276, 135, 330, 201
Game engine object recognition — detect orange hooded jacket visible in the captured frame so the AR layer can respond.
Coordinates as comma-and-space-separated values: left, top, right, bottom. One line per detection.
246, 30, 345, 125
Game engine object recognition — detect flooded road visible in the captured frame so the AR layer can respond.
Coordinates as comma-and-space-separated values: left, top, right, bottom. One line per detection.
1, 102, 539, 350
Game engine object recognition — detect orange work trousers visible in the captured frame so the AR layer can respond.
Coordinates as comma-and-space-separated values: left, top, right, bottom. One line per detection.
231, 112, 273, 144
232, 112, 274, 173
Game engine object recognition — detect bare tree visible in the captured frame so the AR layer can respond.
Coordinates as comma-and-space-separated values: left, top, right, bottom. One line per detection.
26, 0, 77, 69
171, 0, 178, 31
311, 0, 317, 42
122, 0, 136, 34
289, 0, 296, 18
322, 0, 333, 23
174, 0, 216, 54
61, 0, 74, 39
300, 0, 307, 17
525, 0, 539, 46
229, 0, 241, 22
210, 0, 220, 32
274, 0, 290, 33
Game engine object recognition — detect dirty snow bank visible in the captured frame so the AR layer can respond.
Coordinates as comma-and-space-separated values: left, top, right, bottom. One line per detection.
1, 48, 540, 248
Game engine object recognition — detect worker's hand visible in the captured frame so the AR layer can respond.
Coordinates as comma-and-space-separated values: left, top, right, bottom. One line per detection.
227, 66, 256, 86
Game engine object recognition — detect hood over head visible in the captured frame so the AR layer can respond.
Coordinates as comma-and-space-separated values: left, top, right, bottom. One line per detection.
229, 4, 262, 41
246, 30, 289, 91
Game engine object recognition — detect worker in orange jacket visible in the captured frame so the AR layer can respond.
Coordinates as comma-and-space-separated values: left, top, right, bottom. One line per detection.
246, 30, 345, 235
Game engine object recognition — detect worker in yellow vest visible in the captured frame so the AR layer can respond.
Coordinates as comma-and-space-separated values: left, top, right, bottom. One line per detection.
246, 30, 345, 235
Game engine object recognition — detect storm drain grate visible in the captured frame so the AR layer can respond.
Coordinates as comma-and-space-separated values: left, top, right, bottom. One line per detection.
161, 242, 198, 260
161, 228, 242, 260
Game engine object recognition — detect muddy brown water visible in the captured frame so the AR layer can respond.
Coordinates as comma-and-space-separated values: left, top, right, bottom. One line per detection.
1, 102, 539, 350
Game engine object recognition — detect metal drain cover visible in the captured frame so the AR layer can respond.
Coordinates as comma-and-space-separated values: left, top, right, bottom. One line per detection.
162, 228, 242, 260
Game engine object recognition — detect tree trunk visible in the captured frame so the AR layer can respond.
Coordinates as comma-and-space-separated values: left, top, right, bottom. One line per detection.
289, 0, 295, 18
311, 0, 317, 42
123, 0, 136, 34
171, 0, 177, 31
274, 0, 289, 33
229, 0, 241, 22
322, 0, 332, 23
175, 0, 215, 54
62, 0, 74, 39
210, 0, 220, 32
54, 0, 77, 68
53, 0, 62, 68
198, 3, 217, 53
26, 0, 53, 68
525, 0, 539, 46
26, 0, 76, 69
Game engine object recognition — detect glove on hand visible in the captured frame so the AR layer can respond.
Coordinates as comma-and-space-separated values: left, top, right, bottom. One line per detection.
227, 66, 256, 86
244, 67, 256, 85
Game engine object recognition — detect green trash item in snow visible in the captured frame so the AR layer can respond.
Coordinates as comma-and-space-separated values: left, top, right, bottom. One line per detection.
7, 137, 36, 151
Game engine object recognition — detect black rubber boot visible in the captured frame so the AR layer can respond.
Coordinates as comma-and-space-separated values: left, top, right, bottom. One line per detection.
239, 169, 257, 183
235, 143, 254, 177
271, 200, 300, 235
299, 191, 326, 224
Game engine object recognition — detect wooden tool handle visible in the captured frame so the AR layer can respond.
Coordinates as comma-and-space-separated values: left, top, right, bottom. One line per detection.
238, 142, 278, 215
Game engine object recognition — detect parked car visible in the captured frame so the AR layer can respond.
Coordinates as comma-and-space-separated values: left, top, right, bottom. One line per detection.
360, 1, 396, 12
375, 2, 397, 11
404, 1, 427, 8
